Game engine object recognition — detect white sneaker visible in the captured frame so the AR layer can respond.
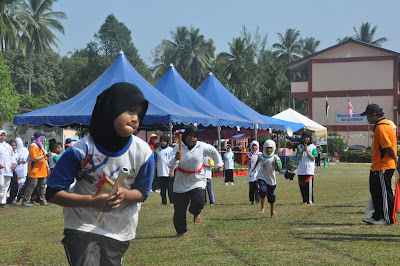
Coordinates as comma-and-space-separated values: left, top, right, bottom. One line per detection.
362, 217, 377, 224
230, 182, 234, 185
373, 218, 388, 225
225, 183, 228, 186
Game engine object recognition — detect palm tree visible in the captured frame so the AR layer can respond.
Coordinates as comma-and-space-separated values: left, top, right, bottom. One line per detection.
300, 37, 320, 57
353, 22, 387, 47
20, 0, 67, 96
160, 26, 214, 88
272, 28, 302, 64
0, 0, 29, 52
218, 37, 256, 100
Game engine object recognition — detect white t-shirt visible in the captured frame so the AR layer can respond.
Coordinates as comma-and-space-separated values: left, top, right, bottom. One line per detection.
296, 144, 317, 176
256, 153, 282, 186
0, 142, 13, 176
203, 156, 214, 180
169, 141, 223, 193
224, 151, 234, 170
47, 135, 154, 242
15, 147, 29, 178
155, 146, 173, 177
247, 151, 261, 182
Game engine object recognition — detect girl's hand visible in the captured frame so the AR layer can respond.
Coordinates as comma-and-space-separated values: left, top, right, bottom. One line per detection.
175, 151, 182, 160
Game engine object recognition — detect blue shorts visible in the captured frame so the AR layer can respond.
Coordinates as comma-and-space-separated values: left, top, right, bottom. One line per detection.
257, 179, 276, 203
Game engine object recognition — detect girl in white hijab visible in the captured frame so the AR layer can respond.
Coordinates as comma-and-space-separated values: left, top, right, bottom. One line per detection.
246, 140, 260, 205
15, 138, 29, 197
224, 145, 235, 185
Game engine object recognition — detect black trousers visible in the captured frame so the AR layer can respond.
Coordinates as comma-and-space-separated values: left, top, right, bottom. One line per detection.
7, 170, 19, 203
173, 188, 206, 234
370, 169, 394, 223
224, 169, 234, 183
62, 229, 129, 266
158, 176, 174, 204
298, 175, 314, 204
249, 181, 259, 203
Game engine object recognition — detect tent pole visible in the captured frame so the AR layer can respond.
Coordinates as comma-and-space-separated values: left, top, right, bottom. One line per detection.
217, 126, 221, 152
254, 124, 258, 141
169, 121, 173, 144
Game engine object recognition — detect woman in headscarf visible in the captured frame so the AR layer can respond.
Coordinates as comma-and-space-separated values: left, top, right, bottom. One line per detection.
246, 140, 261, 205
224, 145, 235, 185
46, 82, 155, 265
296, 131, 318, 205
13, 138, 29, 204
168, 125, 223, 236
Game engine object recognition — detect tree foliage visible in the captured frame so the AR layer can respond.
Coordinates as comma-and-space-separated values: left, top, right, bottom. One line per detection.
152, 25, 215, 88
0, 51, 20, 124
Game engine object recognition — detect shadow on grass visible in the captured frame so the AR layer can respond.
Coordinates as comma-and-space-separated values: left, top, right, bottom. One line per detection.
210, 217, 264, 222
322, 205, 365, 208
136, 234, 185, 240
298, 222, 357, 227
297, 232, 400, 242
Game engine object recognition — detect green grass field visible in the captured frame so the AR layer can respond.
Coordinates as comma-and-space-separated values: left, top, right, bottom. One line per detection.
1, 163, 400, 265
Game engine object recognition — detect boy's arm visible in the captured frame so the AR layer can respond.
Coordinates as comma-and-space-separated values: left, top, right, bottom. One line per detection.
274, 156, 282, 172
204, 144, 223, 172
253, 157, 262, 172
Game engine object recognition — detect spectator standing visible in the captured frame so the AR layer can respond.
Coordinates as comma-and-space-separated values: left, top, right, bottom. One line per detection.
361, 104, 397, 225
0, 131, 15, 208
21, 131, 51, 207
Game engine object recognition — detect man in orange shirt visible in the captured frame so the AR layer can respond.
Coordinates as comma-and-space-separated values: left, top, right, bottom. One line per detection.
361, 104, 397, 225
21, 131, 51, 207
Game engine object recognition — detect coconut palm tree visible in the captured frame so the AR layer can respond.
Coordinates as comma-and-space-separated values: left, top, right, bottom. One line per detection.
218, 37, 256, 100
272, 28, 302, 64
0, 0, 29, 52
20, 0, 67, 96
300, 37, 320, 57
353, 22, 387, 47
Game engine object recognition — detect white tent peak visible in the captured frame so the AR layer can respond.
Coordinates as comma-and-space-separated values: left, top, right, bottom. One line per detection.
119, 50, 124, 54
169, 63, 174, 66
273, 108, 326, 131
209, 72, 213, 75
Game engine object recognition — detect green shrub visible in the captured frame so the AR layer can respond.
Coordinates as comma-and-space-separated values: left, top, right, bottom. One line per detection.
340, 151, 371, 163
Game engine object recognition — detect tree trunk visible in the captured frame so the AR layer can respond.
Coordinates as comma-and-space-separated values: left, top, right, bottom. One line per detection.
28, 50, 32, 96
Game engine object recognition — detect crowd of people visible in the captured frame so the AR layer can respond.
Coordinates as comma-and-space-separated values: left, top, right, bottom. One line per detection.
1, 81, 397, 265
0, 131, 74, 209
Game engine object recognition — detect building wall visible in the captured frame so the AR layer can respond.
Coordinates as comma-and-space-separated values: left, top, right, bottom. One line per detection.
312, 60, 393, 91
290, 42, 399, 147
315, 43, 390, 59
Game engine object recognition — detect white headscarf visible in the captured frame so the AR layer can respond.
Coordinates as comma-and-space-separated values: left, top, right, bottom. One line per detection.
263, 140, 276, 157
15, 137, 29, 177
250, 140, 260, 155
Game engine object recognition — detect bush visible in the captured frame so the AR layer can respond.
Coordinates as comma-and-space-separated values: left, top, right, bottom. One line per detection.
340, 151, 371, 163
327, 132, 347, 156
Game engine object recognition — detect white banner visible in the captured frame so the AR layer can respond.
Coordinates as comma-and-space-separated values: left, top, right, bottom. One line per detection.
335, 113, 368, 123
315, 129, 327, 145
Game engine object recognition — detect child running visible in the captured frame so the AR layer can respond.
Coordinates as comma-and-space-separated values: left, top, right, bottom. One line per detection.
168, 125, 223, 237
154, 135, 174, 205
245, 140, 261, 205
203, 156, 215, 205
46, 82, 154, 266
253, 140, 282, 218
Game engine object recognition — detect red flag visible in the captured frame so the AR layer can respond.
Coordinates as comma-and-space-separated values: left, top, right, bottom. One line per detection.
393, 178, 400, 224
347, 97, 353, 117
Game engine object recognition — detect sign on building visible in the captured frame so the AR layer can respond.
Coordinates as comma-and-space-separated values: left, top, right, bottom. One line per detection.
335, 113, 368, 123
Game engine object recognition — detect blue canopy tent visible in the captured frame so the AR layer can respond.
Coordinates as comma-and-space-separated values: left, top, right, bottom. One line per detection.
154, 64, 254, 129
197, 73, 285, 131
14, 52, 219, 130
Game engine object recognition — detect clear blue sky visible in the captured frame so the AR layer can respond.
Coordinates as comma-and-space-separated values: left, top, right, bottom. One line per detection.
54, 0, 400, 66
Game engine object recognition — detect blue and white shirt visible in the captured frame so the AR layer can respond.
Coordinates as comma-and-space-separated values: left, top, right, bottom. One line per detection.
256, 153, 282, 186
47, 135, 154, 241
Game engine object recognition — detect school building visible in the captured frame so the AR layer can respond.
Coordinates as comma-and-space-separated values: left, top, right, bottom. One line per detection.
287, 39, 400, 147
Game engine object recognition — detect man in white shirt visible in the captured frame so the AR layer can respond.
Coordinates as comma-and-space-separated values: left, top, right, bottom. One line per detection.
0, 130, 15, 208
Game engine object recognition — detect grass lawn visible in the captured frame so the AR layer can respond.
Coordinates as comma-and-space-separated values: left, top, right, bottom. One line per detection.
1, 162, 400, 265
